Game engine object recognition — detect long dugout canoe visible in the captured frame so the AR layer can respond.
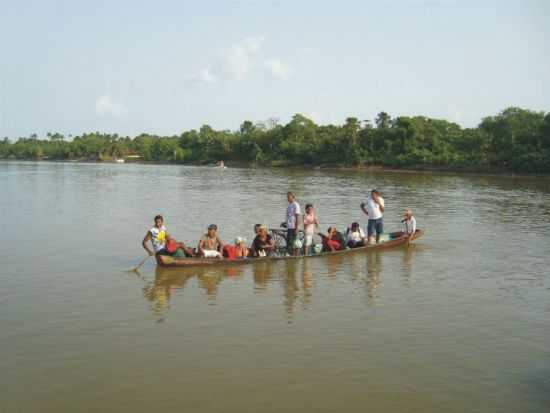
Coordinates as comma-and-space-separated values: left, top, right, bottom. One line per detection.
156, 229, 424, 268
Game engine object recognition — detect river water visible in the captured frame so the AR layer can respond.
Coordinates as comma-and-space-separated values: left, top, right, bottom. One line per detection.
1, 161, 549, 412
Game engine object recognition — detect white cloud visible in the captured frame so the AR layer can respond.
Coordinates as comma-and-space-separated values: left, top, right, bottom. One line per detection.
95, 95, 128, 117
264, 58, 292, 80
186, 36, 296, 84
186, 67, 219, 84
222, 35, 265, 80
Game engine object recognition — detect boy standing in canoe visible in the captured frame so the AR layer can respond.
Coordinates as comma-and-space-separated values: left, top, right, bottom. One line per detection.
361, 189, 385, 244
282, 192, 301, 255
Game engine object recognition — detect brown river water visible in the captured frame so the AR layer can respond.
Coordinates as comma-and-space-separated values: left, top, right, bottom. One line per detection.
1, 161, 549, 412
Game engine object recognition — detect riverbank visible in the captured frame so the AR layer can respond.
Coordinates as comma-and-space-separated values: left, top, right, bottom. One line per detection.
2, 157, 549, 179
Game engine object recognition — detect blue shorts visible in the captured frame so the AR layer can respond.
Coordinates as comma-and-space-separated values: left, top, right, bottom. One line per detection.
367, 218, 383, 237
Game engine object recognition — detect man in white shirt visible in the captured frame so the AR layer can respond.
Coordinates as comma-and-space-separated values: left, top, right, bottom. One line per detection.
360, 189, 385, 244
283, 192, 301, 254
346, 222, 366, 248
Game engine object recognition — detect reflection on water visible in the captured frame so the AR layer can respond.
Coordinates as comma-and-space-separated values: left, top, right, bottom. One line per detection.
134, 249, 423, 321
365, 251, 382, 300
2, 162, 550, 413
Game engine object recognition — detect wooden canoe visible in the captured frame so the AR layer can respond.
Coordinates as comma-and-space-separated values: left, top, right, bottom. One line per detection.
156, 229, 424, 268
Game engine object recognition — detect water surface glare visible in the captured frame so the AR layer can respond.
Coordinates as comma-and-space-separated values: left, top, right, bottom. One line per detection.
1, 161, 549, 412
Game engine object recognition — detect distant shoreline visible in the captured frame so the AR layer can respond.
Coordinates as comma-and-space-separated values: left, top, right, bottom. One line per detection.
2, 158, 549, 179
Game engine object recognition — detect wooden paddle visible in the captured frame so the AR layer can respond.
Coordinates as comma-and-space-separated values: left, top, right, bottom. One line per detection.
127, 255, 152, 272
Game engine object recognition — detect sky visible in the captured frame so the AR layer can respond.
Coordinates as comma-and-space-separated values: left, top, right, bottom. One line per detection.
0, 0, 549, 138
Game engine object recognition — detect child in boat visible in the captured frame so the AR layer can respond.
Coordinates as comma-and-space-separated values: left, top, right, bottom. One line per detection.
234, 237, 250, 258
222, 237, 249, 259
345, 222, 366, 248
198, 224, 224, 258
252, 225, 276, 257
321, 226, 345, 252
303, 203, 319, 255
401, 208, 417, 238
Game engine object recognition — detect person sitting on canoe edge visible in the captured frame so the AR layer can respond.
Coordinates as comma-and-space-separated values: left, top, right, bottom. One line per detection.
320, 226, 345, 252
223, 237, 250, 260
401, 208, 417, 239
360, 189, 385, 244
345, 222, 366, 248
281, 191, 301, 256
142, 215, 195, 258
252, 225, 276, 257
142, 215, 169, 256
303, 203, 319, 255
198, 224, 224, 258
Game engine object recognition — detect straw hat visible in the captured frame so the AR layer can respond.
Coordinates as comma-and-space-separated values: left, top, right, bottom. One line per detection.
234, 236, 246, 245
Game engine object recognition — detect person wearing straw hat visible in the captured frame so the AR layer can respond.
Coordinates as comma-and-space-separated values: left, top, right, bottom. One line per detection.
401, 208, 416, 238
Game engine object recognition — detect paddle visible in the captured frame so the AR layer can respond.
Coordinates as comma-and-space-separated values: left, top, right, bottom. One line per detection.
127, 255, 152, 272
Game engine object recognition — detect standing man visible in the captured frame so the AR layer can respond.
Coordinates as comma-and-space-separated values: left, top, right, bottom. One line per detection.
283, 192, 301, 254
361, 189, 385, 244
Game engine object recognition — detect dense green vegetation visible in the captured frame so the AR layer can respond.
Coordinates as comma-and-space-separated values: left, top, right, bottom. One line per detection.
1, 107, 549, 173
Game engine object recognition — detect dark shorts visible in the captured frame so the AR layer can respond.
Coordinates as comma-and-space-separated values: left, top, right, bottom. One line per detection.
287, 228, 297, 248
155, 248, 171, 256
347, 239, 365, 248
367, 218, 383, 237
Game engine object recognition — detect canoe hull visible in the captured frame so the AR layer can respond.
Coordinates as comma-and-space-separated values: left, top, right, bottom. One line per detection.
156, 229, 424, 268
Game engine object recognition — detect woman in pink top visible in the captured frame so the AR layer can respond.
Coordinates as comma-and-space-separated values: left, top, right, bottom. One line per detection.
303, 203, 319, 255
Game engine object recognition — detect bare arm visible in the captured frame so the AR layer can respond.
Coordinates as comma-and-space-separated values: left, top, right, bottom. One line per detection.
374, 196, 384, 213
361, 204, 369, 216
198, 238, 205, 252
294, 214, 300, 230
142, 232, 154, 256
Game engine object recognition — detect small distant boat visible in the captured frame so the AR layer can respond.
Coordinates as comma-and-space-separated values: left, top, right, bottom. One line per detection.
156, 229, 424, 268
115, 158, 125, 163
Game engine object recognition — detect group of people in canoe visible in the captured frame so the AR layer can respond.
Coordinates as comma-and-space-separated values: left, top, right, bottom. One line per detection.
142, 190, 417, 260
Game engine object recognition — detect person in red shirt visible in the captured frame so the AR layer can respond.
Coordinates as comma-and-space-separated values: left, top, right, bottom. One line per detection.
322, 226, 344, 252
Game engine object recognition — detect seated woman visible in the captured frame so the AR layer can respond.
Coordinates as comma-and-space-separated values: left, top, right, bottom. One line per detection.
252, 225, 276, 257
321, 226, 345, 252
198, 224, 224, 258
345, 222, 366, 248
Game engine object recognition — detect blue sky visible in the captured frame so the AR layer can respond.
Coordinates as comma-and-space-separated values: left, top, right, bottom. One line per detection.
1, 0, 549, 138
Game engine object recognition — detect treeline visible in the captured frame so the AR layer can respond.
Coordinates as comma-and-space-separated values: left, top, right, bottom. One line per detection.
1, 107, 549, 173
